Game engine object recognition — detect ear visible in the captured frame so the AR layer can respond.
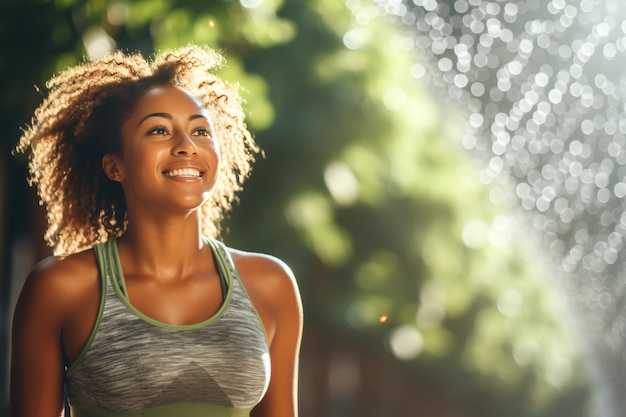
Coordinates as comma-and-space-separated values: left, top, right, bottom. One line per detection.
102, 153, 124, 182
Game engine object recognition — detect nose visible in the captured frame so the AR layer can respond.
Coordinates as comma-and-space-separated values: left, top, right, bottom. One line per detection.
172, 132, 198, 156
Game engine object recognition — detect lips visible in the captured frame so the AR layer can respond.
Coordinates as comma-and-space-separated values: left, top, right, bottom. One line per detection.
163, 168, 203, 178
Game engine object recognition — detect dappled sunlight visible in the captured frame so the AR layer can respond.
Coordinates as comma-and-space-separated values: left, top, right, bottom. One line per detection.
83, 26, 115, 59
285, 192, 353, 266
346, 297, 392, 328
416, 281, 446, 328
354, 251, 398, 291
324, 161, 360, 206
389, 324, 424, 360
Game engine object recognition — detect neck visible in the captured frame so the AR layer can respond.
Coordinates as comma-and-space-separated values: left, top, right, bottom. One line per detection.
118, 211, 208, 281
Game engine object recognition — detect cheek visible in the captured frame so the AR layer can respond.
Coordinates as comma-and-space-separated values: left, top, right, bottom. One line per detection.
121, 145, 167, 178
205, 141, 221, 166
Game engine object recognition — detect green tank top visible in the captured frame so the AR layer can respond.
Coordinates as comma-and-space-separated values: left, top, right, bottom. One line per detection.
65, 238, 270, 417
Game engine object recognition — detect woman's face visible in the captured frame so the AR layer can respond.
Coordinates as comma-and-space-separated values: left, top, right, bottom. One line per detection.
113, 84, 220, 214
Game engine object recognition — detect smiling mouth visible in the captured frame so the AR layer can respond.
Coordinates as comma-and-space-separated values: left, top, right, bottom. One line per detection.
164, 168, 203, 178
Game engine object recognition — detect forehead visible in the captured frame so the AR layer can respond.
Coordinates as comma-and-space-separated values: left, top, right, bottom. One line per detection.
131, 85, 207, 117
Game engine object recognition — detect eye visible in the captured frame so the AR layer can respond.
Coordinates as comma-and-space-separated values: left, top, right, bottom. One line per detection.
147, 126, 169, 135
192, 127, 213, 138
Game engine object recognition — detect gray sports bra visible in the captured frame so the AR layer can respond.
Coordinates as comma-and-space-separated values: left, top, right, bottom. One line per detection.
65, 238, 270, 417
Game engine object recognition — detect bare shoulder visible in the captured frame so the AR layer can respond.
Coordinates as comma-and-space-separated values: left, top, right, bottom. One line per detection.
22, 249, 97, 294
227, 247, 303, 342
229, 248, 298, 291
15, 249, 99, 322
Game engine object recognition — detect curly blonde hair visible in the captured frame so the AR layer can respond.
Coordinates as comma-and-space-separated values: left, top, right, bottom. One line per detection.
16, 45, 259, 256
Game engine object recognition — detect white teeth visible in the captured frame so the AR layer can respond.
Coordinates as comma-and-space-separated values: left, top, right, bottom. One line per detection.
165, 168, 201, 177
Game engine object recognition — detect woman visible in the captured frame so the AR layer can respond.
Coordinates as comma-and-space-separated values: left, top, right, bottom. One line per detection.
11, 45, 303, 417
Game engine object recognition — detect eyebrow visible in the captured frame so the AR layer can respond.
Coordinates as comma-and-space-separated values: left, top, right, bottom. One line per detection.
137, 112, 209, 127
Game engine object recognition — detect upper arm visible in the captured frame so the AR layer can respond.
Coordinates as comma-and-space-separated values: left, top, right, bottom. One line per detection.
11, 258, 71, 417
243, 256, 303, 417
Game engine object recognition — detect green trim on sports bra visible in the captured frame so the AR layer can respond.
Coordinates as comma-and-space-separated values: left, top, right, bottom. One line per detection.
69, 398, 253, 417
65, 243, 108, 373
206, 238, 271, 345
108, 238, 234, 330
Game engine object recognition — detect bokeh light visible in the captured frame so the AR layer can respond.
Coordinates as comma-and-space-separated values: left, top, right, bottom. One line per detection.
375, 0, 626, 415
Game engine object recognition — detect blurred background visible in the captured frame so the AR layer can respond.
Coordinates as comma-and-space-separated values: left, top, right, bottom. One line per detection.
1, 0, 612, 416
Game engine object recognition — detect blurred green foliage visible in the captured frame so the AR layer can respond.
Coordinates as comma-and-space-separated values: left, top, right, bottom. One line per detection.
1, 0, 591, 416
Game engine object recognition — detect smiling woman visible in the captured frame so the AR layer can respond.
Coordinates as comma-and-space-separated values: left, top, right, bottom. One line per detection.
10, 46, 303, 417
16, 46, 255, 256
104, 85, 221, 214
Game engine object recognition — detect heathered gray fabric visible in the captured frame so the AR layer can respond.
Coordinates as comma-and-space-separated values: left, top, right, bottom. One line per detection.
65, 238, 270, 413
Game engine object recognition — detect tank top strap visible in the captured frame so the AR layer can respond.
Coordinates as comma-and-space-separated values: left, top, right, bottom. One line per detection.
93, 238, 124, 294
205, 238, 239, 283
